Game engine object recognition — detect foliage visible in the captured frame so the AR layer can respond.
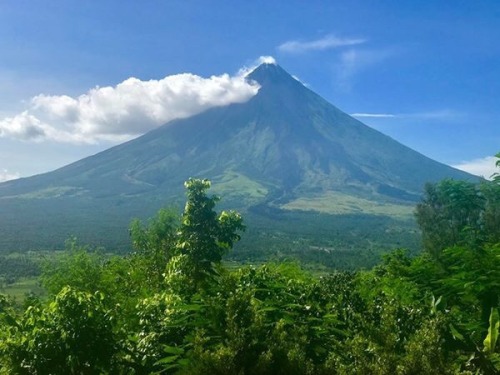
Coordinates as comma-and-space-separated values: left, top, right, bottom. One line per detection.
1, 172, 500, 374
416, 179, 485, 257
492, 152, 500, 182
0, 287, 118, 374
0, 255, 40, 286
40, 238, 107, 295
175, 178, 245, 289
484, 308, 499, 353
416, 169, 500, 259
129, 207, 178, 289
480, 175, 500, 244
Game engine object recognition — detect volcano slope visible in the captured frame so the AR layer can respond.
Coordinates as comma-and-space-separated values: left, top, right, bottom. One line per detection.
0, 63, 475, 267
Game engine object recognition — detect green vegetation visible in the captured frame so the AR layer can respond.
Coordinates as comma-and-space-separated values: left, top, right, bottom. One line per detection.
0, 278, 44, 302
282, 190, 414, 217
211, 171, 269, 203
234, 210, 420, 269
1, 168, 499, 374
416, 177, 500, 258
0, 254, 40, 285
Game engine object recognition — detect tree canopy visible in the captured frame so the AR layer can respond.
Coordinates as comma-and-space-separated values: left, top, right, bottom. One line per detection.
0, 172, 499, 374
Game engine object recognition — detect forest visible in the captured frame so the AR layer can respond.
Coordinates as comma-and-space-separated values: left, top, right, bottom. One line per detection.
1, 161, 500, 374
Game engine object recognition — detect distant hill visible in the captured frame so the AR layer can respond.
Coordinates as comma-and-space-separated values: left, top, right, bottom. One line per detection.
0, 63, 476, 264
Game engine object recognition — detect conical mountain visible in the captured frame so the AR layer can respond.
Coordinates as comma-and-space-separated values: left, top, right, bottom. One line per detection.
0, 63, 474, 253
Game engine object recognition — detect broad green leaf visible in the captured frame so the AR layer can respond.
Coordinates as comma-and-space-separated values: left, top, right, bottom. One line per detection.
449, 324, 465, 342
483, 308, 499, 353
154, 355, 179, 365
162, 345, 184, 355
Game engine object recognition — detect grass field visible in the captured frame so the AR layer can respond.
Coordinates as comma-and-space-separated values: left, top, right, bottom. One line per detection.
281, 190, 415, 218
1, 277, 46, 304
211, 171, 270, 204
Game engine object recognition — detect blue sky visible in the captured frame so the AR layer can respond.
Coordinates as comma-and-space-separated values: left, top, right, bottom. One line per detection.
0, 1, 499, 181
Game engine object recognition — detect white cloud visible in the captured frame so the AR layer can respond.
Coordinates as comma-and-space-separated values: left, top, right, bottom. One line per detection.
452, 156, 500, 180
0, 112, 47, 140
0, 169, 20, 182
236, 56, 278, 78
278, 34, 366, 53
291, 75, 310, 87
351, 113, 396, 118
351, 109, 463, 122
257, 56, 277, 65
335, 48, 392, 90
0, 69, 261, 144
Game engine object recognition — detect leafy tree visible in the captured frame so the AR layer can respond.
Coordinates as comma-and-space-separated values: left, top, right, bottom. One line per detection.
0, 255, 40, 285
1, 287, 118, 374
492, 152, 500, 182
129, 207, 178, 288
416, 154, 500, 258
416, 179, 485, 258
40, 237, 107, 295
40, 238, 158, 331
172, 178, 244, 288
481, 184, 500, 244
436, 244, 500, 334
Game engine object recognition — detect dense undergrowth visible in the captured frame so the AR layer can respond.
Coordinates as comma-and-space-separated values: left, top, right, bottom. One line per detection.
1, 167, 500, 374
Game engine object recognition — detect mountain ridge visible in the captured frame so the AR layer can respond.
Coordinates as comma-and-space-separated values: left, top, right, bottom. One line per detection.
0, 63, 476, 253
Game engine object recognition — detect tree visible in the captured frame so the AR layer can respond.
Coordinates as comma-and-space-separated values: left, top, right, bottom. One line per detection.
40, 237, 106, 295
415, 179, 485, 258
416, 153, 500, 258
129, 208, 178, 288
1, 287, 118, 374
492, 152, 500, 182
481, 153, 500, 244
173, 178, 245, 287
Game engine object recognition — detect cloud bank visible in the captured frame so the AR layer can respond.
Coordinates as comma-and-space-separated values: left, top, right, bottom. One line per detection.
0, 70, 261, 144
0, 169, 20, 182
351, 109, 464, 121
453, 156, 499, 180
278, 34, 366, 54
351, 113, 396, 118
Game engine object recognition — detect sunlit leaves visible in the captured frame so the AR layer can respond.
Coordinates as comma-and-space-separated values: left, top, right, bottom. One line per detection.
1, 287, 118, 374
176, 178, 244, 288
2, 173, 500, 374
484, 308, 499, 353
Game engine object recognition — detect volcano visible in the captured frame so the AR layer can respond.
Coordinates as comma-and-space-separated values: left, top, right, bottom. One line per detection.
0, 63, 474, 257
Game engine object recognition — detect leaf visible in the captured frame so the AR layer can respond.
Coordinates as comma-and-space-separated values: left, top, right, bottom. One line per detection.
483, 308, 499, 353
177, 304, 203, 311
154, 355, 179, 365
258, 306, 278, 313
0, 312, 19, 327
329, 327, 348, 337
449, 323, 465, 342
430, 295, 442, 315
178, 358, 190, 366
322, 313, 340, 322
284, 303, 302, 309
162, 345, 185, 355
